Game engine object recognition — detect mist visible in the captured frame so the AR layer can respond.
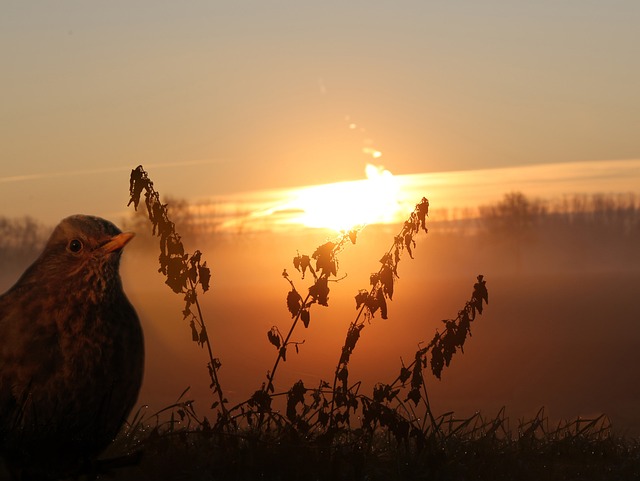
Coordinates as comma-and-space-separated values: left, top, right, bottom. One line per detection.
1, 191, 638, 437
127, 192, 640, 436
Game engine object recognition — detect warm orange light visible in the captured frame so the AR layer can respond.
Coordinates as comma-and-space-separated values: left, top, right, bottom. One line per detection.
281, 164, 402, 232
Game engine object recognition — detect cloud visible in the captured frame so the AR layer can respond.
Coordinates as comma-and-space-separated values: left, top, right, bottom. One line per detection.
0, 159, 226, 184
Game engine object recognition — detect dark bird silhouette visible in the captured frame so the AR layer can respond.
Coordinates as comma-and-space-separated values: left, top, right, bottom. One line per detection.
0, 215, 144, 479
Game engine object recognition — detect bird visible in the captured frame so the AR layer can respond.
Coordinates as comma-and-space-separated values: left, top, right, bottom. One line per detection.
0, 215, 144, 480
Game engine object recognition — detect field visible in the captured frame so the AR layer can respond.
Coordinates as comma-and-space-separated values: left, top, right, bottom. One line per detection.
1, 188, 639, 480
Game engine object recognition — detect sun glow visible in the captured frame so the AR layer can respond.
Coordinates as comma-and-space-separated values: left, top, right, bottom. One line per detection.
280, 164, 402, 232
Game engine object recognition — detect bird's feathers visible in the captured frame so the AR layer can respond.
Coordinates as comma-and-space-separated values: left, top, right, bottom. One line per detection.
0, 215, 144, 479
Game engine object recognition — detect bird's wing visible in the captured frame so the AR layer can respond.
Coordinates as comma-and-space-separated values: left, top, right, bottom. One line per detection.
0, 293, 20, 433
0, 291, 62, 430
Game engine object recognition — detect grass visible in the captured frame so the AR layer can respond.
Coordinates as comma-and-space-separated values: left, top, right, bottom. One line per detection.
91, 166, 640, 481
102, 406, 640, 480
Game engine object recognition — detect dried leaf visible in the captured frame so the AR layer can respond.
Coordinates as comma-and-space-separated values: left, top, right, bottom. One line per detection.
199, 263, 211, 291
286, 289, 303, 318
365, 292, 380, 316
167, 235, 184, 257
417, 197, 429, 232
474, 274, 489, 305
293, 254, 315, 279
406, 388, 421, 406
399, 367, 411, 385
190, 319, 199, 342
199, 327, 208, 345
380, 264, 394, 300
267, 327, 281, 349
411, 354, 424, 390
309, 276, 330, 306
312, 242, 337, 277
355, 290, 369, 310
373, 384, 387, 403
301, 309, 310, 328
430, 345, 445, 379
377, 288, 388, 319
337, 366, 349, 390
249, 389, 272, 412
286, 380, 307, 422
345, 324, 363, 352
127, 166, 146, 209
404, 232, 414, 259
188, 263, 198, 284
165, 257, 186, 293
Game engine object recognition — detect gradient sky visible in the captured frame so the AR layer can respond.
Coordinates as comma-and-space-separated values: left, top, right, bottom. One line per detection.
2, 2, 640, 435
2, 1, 639, 223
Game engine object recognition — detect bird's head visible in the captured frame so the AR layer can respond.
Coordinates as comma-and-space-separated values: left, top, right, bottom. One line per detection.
36, 215, 135, 291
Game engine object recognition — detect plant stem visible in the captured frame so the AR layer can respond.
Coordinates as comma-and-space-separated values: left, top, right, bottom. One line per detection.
188, 279, 228, 419
265, 290, 314, 394
328, 219, 417, 427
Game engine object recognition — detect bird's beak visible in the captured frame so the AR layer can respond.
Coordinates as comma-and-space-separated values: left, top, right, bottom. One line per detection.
101, 232, 135, 254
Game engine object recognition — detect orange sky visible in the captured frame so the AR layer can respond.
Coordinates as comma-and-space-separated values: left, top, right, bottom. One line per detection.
2, 2, 640, 226
3, 3, 640, 444
2, 158, 638, 233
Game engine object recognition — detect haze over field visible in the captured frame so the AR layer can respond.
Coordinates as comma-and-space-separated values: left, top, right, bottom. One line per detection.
119, 216, 640, 436
2, 190, 638, 436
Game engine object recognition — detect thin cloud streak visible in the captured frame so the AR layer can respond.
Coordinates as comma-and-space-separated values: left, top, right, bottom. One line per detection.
399, 158, 640, 213
0, 159, 226, 184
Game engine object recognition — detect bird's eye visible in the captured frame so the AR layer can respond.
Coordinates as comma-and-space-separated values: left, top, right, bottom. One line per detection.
68, 239, 83, 253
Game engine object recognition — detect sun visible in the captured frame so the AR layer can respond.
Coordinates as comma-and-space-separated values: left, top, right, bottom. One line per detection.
283, 164, 402, 232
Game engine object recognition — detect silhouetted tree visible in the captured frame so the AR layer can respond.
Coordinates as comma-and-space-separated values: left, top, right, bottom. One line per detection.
479, 192, 546, 270
0, 216, 48, 269
123, 195, 201, 249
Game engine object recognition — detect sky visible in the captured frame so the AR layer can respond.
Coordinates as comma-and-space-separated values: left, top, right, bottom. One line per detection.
1, 1, 640, 225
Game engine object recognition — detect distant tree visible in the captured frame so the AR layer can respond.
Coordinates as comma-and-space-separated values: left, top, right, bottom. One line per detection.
478, 192, 546, 270
0, 216, 48, 270
547, 193, 640, 233
122, 195, 201, 249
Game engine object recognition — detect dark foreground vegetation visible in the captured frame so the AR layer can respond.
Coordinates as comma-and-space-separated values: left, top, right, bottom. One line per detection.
1, 171, 639, 480
94, 402, 640, 481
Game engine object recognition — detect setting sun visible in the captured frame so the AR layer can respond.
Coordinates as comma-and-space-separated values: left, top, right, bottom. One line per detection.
276, 164, 402, 231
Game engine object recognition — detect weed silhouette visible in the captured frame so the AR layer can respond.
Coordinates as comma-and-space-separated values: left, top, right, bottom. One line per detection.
127, 166, 488, 438
128, 166, 227, 423
119, 166, 640, 480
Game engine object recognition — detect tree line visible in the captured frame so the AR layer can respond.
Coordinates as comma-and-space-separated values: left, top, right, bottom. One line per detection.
1, 191, 638, 264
